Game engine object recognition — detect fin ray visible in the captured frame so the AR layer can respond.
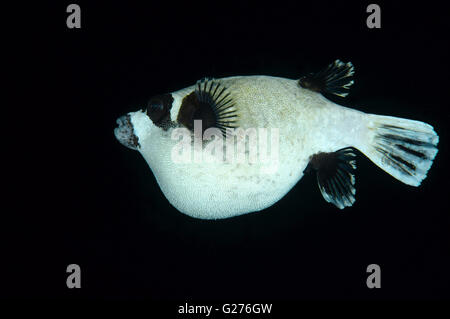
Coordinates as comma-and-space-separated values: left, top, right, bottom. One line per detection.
309, 148, 357, 209
177, 77, 238, 137
299, 59, 355, 97
361, 115, 439, 186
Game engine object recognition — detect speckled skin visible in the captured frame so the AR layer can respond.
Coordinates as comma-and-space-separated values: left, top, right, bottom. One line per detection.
127, 76, 369, 219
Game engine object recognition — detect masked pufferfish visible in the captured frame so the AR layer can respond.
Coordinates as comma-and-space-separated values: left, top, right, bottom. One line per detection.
114, 60, 439, 219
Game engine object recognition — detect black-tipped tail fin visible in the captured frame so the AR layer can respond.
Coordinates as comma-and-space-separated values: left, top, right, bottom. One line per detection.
362, 114, 439, 186
299, 59, 355, 97
308, 148, 357, 209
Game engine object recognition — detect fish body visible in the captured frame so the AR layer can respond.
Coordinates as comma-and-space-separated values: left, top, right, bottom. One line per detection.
115, 60, 439, 219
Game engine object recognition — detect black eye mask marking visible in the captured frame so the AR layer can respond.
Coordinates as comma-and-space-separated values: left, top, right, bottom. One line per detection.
177, 78, 238, 137
146, 93, 174, 130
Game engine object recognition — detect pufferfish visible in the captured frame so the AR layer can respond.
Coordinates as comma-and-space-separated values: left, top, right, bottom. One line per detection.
114, 60, 439, 219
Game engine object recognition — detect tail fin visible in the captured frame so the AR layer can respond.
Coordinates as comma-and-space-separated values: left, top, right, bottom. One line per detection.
361, 114, 439, 186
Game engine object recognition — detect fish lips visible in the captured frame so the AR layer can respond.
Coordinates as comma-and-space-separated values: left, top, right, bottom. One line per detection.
114, 114, 140, 150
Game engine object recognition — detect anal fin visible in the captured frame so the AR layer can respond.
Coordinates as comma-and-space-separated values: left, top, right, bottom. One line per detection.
299, 59, 355, 97
308, 148, 357, 209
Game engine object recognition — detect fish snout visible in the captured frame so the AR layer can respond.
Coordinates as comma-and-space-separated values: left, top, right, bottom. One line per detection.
114, 114, 140, 150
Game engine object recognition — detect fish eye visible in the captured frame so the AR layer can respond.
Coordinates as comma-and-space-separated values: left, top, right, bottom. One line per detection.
146, 94, 174, 128
148, 100, 163, 111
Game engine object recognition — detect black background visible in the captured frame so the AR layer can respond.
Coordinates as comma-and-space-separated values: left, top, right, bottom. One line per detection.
6, 1, 449, 302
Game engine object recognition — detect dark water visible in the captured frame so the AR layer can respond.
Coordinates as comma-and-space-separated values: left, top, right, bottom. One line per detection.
8, 1, 449, 303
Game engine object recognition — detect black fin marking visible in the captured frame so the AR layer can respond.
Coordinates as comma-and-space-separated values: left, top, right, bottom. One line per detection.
370, 122, 438, 186
177, 78, 238, 137
309, 148, 357, 209
298, 60, 355, 97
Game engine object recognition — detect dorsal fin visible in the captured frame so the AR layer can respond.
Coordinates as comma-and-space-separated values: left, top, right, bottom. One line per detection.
308, 148, 357, 209
299, 59, 355, 97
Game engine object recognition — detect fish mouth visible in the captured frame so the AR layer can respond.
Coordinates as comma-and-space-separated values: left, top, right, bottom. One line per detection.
114, 114, 140, 150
